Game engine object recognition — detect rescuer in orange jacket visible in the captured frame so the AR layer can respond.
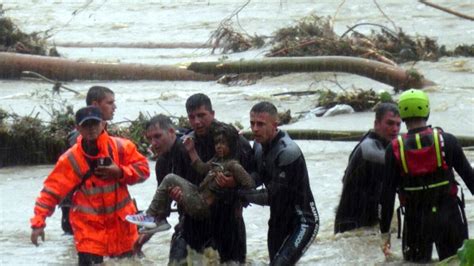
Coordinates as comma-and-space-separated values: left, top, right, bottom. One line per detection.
30, 106, 150, 265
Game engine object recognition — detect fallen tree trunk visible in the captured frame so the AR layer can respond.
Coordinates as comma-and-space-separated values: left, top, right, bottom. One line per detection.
188, 56, 435, 90
1, 53, 434, 89
242, 129, 474, 147
0, 52, 215, 81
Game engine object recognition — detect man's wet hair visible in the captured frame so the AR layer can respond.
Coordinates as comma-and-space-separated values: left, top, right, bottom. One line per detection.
145, 114, 175, 131
250, 101, 278, 118
375, 102, 399, 121
86, 86, 114, 105
186, 93, 213, 113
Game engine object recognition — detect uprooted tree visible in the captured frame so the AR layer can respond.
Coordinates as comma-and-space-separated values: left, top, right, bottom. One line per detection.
0, 52, 433, 91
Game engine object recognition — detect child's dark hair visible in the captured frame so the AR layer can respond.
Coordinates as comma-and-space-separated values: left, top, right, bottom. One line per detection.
211, 122, 239, 158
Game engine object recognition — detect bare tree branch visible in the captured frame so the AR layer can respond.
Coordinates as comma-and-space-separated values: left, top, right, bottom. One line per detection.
373, 0, 399, 32
340, 22, 398, 39
419, 0, 474, 21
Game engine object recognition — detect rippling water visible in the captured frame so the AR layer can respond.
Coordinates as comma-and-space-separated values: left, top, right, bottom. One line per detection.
1, 0, 473, 265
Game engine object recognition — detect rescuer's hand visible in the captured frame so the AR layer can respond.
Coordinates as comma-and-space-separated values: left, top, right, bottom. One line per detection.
31, 227, 45, 246
95, 162, 123, 179
183, 136, 195, 153
183, 137, 198, 163
215, 172, 236, 188
169, 186, 183, 203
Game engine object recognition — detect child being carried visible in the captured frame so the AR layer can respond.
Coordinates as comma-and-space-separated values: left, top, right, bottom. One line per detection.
126, 123, 255, 234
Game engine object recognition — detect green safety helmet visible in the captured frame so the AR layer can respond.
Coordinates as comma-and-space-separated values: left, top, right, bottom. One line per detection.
398, 89, 430, 120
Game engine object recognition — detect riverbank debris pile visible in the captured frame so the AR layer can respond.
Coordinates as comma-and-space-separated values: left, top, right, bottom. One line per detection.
0, 16, 58, 56
0, 103, 193, 166
0, 108, 72, 167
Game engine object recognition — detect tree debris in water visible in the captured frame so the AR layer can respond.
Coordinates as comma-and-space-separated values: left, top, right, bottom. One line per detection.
207, 0, 265, 54
0, 89, 151, 166
208, 22, 265, 54
108, 112, 154, 157
208, 13, 473, 63
278, 110, 293, 125
217, 73, 262, 86
0, 16, 58, 56
315, 87, 393, 113
267, 14, 473, 63
0, 108, 71, 167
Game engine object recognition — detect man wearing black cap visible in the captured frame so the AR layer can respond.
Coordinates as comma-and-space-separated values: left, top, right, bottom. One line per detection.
30, 106, 150, 265
61, 86, 117, 235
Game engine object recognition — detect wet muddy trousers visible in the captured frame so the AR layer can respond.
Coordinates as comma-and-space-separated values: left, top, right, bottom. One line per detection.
147, 174, 210, 219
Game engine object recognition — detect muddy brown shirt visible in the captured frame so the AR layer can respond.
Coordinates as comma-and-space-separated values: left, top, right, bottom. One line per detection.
192, 158, 255, 199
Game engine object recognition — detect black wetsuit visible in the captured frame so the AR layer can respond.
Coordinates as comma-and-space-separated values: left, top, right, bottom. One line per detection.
253, 130, 319, 265
334, 131, 389, 233
154, 138, 194, 262
380, 126, 474, 262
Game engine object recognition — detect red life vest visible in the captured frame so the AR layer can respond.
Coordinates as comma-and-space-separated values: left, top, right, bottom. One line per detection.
392, 127, 450, 193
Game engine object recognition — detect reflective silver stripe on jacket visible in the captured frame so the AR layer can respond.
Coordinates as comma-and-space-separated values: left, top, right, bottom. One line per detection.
114, 138, 124, 165
132, 162, 147, 182
73, 195, 132, 215
35, 201, 55, 211
41, 187, 62, 202
80, 183, 120, 196
67, 152, 84, 179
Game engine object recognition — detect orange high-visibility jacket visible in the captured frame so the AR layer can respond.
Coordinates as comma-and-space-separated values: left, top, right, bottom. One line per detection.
30, 131, 150, 256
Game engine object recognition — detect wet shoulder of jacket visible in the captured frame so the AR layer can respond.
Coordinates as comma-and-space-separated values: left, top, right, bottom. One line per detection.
276, 132, 302, 167
359, 136, 386, 164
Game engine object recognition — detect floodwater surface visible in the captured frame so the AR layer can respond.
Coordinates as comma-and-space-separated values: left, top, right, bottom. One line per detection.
1, 1, 473, 265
